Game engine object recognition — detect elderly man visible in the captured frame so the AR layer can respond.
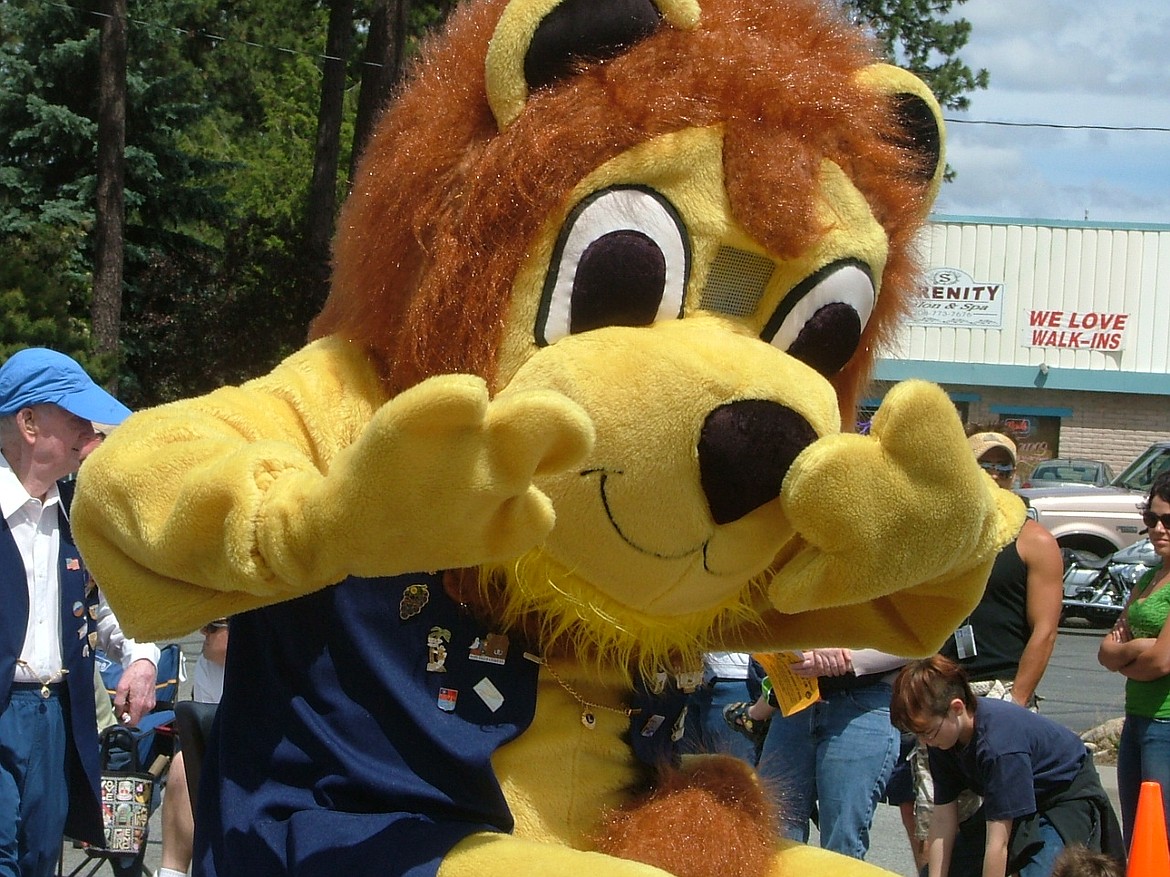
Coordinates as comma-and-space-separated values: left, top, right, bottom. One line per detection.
0, 348, 157, 877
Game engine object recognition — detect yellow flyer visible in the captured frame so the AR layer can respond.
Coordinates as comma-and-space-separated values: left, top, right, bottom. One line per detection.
753, 651, 820, 716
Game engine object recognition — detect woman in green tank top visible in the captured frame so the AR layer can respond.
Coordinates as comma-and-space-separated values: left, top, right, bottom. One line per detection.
1098, 470, 1170, 849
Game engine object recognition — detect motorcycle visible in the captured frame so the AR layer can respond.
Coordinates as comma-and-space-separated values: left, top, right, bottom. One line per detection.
1061, 538, 1159, 628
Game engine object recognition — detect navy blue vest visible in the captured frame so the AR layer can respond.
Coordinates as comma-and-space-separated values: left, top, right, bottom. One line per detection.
194, 574, 541, 877
0, 481, 103, 845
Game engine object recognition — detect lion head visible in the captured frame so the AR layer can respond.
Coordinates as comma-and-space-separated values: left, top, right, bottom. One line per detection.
313, 0, 947, 673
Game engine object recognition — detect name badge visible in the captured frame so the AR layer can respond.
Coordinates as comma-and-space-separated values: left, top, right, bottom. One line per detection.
954, 624, 977, 660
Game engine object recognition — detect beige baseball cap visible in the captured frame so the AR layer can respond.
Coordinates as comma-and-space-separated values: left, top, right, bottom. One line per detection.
968, 431, 1017, 466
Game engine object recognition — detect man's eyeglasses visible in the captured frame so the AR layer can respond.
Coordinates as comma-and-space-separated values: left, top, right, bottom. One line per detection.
1142, 511, 1170, 531
979, 462, 1015, 475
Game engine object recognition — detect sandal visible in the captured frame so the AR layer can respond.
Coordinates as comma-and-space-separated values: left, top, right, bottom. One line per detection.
722, 701, 770, 746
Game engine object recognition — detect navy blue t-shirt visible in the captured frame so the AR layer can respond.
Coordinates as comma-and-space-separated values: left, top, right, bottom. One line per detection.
928, 697, 1086, 822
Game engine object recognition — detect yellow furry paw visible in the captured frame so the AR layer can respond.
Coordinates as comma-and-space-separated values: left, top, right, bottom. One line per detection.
775, 380, 1024, 613
262, 374, 595, 585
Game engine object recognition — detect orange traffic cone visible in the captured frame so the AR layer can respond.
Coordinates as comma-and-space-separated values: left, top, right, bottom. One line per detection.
1128, 780, 1170, 876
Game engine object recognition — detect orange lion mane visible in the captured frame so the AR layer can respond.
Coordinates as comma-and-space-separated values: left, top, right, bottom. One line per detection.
313, 0, 931, 418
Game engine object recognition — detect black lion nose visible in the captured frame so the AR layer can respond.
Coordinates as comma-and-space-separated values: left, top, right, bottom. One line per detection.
698, 400, 819, 525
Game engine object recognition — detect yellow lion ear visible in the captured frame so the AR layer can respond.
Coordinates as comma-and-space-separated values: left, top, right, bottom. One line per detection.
485, 0, 700, 131
854, 63, 947, 212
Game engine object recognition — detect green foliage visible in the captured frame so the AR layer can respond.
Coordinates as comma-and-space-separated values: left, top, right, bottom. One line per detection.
844, 0, 989, 111
0, 0, 233, 397
0, 2, 98, 235
407, 0, 458, 36
118, 214, 324, 406
0, 0, 339, 405
0, 226, 97, 372
116, 0, 364, 405
0, 0, 988, 404
169, 1, 330, 225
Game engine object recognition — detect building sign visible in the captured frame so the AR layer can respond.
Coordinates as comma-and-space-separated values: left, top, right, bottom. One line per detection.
1021, 310, 1129, 351
999, 414, 1061, 482
908, 268, 1004, 328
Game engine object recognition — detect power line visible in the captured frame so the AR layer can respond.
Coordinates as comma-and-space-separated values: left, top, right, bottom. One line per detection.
46, 1, 351, 65
945, 118, 1170, 133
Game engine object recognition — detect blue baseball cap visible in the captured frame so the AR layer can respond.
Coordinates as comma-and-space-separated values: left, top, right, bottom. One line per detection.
0, 348, 131, 425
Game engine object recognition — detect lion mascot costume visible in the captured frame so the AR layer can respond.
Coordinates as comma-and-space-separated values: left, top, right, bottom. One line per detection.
73, 1, 1024, 875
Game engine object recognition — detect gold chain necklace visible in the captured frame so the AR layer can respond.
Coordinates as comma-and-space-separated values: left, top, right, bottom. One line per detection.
14, 660, 68, 699
538, 658, 640, 730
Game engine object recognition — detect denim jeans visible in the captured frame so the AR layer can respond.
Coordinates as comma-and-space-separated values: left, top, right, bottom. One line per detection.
756, 680, 898, 858
0, 688, 69, 877
682, 677, 758, 764
948, 810, 1064, 877
1117, 713, 1170, 848
1019, 815, 1065, 877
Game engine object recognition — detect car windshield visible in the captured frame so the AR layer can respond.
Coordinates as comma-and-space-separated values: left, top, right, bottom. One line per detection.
1032, 462, 1106, 484
1113, 445, 1170, 491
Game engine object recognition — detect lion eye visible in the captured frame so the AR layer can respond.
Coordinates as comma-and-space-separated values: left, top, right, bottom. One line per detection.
536, 186, 690, 346
761, 260, 875, 376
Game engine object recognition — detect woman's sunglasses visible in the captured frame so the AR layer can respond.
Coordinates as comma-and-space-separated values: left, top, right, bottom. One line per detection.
1142, 511, 1170, 531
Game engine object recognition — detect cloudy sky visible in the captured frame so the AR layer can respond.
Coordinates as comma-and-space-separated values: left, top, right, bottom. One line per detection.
930, 1, 1170, 225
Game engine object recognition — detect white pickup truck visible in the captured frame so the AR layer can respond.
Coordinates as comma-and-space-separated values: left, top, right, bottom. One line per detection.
1017, 441, 1170, 558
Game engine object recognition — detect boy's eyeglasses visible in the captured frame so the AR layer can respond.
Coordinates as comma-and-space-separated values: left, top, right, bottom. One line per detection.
919, 717, 946, 743
979, 462, 1015, 475
1142, 511, 1170, 531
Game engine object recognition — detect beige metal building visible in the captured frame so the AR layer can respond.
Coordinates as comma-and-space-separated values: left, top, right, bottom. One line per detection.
865, 215, 1170, 478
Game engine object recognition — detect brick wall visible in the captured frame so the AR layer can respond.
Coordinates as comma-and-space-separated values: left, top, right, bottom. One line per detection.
865, 381, 1170, 474
948, 386, 1170, 474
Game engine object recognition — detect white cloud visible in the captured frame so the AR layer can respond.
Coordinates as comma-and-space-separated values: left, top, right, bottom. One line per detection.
933, 0, 1170, 223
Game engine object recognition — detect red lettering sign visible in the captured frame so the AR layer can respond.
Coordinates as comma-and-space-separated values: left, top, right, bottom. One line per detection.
1028, 310, 1062, 327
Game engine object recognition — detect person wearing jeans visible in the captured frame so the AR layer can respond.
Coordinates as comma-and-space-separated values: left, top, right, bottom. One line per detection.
0, 349, 137, 877
683, 652, 760, 764
754, 648, 904, 858
1098, 469, 1170, 848
1114, 716, 1170, 846
892, 655, 1124, 877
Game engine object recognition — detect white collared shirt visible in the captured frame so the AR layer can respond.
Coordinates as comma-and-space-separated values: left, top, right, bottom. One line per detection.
0, 453, 64, 681
94, 588, 160, 669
